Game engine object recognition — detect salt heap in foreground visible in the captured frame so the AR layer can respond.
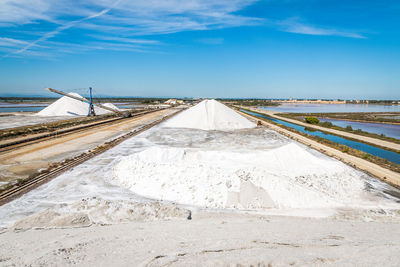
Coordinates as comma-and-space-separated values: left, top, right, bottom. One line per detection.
162, 99, 255, 130
113, 143, 398, 213
37, 93, 120, 116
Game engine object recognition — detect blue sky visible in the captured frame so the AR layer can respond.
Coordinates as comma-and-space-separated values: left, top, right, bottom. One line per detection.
0, 0, 399, 99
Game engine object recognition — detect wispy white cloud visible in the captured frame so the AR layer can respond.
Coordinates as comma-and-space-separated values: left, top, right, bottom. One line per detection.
0, 37, 47, 55
89, 35, 160, 45
278, 18, 366, 39
0, 0, 52, 26
74, 0, 262, 35
8, 0, 123, 56
0, 37, 29, 46
0, 0, 261, 57
0, 1, 367, 58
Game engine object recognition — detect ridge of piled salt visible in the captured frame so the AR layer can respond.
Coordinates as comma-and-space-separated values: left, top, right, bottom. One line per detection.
162, 99, 255, 130
37, 93, 120, 116
112, 143, 382, 210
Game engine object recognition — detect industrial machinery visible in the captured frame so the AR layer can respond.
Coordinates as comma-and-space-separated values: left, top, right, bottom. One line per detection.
88, 87, 95, 116
45, 87, 129, 117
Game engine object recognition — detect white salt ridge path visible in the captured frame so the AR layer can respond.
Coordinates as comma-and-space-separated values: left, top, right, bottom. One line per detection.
162, 99, 255, 130
112, 143, 399, 212
37, 93, 120, 116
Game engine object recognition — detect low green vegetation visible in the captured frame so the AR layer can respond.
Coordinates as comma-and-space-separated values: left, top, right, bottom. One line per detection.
304, 127, 317, 132
283, 112, 400, 124
221, 99, 280, 107
305, 116, 320, 124
319, 121, 333, 127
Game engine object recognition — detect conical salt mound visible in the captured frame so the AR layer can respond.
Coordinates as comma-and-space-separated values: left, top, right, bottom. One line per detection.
101, 103, 120, 111
37, 93, 119, 116
162, 99, 255, 130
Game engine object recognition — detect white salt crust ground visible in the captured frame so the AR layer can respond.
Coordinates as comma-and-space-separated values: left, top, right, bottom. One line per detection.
2, 214, 400, 266
37, 93, 120, 116
0, 114, 72, 130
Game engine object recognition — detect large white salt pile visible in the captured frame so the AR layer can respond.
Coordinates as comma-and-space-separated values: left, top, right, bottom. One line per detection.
37, 93, 120, 116
162, 99, 255, 130
113, 143, 394, 211
101, 102, 120, 111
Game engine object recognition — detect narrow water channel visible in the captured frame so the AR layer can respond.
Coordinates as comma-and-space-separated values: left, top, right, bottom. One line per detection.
241, 109, 400, 165
318, 118, 400, 139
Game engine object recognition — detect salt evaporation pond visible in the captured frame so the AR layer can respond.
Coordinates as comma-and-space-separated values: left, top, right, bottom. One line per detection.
0, 106, 45, 112
262, 103, 400, 113
1, 100, 400, 228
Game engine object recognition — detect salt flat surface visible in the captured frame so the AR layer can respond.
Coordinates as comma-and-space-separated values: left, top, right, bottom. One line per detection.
0, 114, 72, 130
162, 99, 255, 130
2, 213, 400, 266
37, 93, 119, 116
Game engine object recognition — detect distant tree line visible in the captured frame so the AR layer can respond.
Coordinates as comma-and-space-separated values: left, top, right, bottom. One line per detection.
219, 99, 279, 106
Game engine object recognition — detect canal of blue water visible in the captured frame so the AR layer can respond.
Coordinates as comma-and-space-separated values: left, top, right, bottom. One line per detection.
318, 118, 400, 139
0, 106, 45, 112
241, 109, 400, 165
